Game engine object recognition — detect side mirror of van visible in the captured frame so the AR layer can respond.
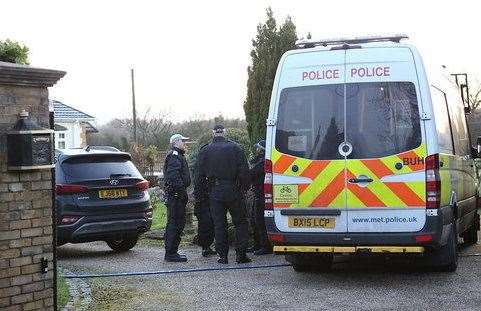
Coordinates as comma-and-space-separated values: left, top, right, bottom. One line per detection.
461, 84, 471, 114
476, 136, 481, 157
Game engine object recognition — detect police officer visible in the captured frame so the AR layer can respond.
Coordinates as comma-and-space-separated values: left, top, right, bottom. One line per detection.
197, 125, 251, 264
163, 134, 191, 262
193, 143, 216, 257
249, 140, 272, 255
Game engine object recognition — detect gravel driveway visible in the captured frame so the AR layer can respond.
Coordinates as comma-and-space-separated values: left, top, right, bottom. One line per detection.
58, 237, 481, 311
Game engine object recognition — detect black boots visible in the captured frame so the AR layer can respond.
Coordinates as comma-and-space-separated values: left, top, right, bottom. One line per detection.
217, 256, 228, 264
202, 247, 216, 257
236, 252, 252, 264
254, 247, 273, 256
164, 253, 187, 262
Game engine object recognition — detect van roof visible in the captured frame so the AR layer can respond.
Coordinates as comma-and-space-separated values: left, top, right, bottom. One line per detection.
295, 34, 409, 48
292, 41, 413, 53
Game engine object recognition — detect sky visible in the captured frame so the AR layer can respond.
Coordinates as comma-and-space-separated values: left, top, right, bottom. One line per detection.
1, 0, 480, 125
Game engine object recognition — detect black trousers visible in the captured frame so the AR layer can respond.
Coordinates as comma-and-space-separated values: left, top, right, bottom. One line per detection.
164, 193, 187, 255
249, 200, 261, 250
253, 197, 271, 249
194, 199, 214, 249
210, 197, 249, 257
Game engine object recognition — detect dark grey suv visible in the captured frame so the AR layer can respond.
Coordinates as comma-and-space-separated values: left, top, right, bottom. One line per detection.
55, 147, 152, 251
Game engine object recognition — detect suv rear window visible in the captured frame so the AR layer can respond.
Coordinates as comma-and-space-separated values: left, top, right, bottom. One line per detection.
275, 82, 422, 160
61, 155, 142, 182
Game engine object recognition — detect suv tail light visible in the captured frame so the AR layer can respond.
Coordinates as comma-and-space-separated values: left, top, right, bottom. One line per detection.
144, 209, 153, 220
56, 184, 88, 195
425, 154, 440, 209
61, 216, 80, 225
264, 159, 273, 210
135, 180, 150, 191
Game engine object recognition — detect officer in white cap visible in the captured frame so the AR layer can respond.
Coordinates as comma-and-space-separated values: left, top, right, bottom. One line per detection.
163, 133, 190, 262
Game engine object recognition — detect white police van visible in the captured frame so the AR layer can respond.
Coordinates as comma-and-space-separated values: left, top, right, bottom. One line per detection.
263, 35, 479, 272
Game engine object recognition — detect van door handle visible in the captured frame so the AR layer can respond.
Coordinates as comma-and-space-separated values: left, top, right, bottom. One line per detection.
348, 178, 373, 183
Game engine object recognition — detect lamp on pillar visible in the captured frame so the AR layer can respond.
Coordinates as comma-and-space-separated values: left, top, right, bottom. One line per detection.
7, 110, 54, 171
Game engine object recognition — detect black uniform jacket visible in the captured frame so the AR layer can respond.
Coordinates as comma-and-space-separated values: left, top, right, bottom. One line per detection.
197, 136, 249, 201
193, 143, 209, 203
163, 147, 191, 194
249, 153, 265, 200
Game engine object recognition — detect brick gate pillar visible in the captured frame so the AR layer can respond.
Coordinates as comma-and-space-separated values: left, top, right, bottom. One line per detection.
0, 61, 65, 311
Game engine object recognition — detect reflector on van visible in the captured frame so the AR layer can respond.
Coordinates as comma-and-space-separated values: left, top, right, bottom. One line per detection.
264, 159, 273, 210
425, 154, 440, 209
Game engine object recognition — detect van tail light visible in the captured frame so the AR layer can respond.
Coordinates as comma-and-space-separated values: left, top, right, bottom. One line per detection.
56, 184, 88, 195
425, 154, 440, 209
61, 216, 80, 225
264, 159, 273, 210
415, 234, 433, 243
135, 180, 150, 191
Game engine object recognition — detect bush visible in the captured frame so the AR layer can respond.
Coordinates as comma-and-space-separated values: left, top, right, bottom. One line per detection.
130, 144, 160, 177
0, 39, 29, 65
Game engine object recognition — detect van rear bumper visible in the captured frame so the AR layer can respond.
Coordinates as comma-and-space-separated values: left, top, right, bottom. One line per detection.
273, 245, 425, 253
265, 206, 453, 249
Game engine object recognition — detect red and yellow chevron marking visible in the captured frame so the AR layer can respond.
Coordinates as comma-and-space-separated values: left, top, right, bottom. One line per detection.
271, 144, 427, 209
311, 170, 345, 207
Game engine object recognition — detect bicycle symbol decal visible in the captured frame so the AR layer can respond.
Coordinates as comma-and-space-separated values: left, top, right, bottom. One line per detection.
280, 186, 292, 194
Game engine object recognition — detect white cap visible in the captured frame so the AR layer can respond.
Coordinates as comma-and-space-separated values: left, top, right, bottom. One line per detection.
170, 134, 190, 144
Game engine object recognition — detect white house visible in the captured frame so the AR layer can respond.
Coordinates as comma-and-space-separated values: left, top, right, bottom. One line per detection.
51, 100, 98, 150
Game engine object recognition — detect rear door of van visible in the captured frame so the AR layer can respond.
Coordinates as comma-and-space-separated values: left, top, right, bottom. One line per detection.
271, 49, 349, 233
344, 47, 427, 233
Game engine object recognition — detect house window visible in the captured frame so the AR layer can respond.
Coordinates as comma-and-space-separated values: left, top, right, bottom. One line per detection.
56, 131, 67, 149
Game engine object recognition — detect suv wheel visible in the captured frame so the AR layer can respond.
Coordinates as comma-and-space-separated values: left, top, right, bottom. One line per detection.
106, 236, 139, 252
462, 212, 479, 245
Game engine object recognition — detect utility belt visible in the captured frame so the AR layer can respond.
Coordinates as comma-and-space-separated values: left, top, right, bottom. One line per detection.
164, 183, 186, 195
207, 177, 237, 188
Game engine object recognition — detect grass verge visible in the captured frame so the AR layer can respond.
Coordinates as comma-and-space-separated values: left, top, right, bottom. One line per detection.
151, 201, 167, 230
57, 274, 70, 309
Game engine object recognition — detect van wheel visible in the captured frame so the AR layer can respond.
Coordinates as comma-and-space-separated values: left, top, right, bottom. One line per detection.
462, 213, 479, 245
430, 223, 458, 272
286, 253, 333, 272
106, 236, 139, 252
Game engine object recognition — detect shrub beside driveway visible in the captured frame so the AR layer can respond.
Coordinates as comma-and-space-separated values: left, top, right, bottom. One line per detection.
151, 201, 167, 231
57, 275, 70, 309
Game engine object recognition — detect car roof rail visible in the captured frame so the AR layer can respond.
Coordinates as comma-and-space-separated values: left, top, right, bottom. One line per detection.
295, 34, 409, 48
84, 145, 121, 152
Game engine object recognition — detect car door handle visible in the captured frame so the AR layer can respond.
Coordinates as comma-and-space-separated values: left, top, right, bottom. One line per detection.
348, 178, 373, 183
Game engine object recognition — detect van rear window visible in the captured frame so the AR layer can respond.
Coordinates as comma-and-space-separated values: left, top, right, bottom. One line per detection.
61, 155, 142, 182
275, 82, 421, 160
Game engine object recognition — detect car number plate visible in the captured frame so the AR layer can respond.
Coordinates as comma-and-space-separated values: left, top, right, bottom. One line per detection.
98, 189, 128, 199
288, 217, 336, 228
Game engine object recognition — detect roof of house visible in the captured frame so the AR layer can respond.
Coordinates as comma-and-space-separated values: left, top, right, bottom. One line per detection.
82, 121, 99, 133
54, 124, 68, 131
52, 100, 95, 121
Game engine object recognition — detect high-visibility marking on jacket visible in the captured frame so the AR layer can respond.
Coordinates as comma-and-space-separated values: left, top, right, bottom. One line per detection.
271, 144, 427, 209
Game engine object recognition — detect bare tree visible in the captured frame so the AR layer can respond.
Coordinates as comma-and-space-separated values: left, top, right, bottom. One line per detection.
469, 82, 481, 111
135, 108, 173, 150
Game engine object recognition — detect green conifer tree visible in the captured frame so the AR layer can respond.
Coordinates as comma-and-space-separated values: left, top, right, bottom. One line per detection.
243, 8, 297, 143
